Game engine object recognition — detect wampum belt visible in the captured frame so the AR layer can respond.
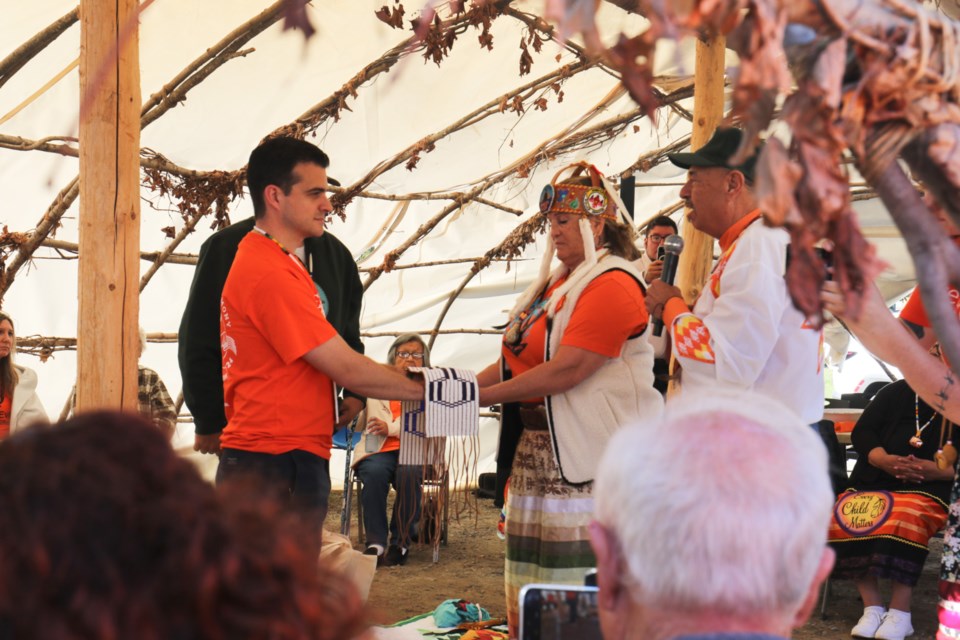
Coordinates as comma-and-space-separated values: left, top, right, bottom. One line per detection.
519, 404, 549, 431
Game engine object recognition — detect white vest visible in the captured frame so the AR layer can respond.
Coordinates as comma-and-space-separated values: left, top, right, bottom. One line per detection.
542, 256, 663, 484
11, 365, 48, 433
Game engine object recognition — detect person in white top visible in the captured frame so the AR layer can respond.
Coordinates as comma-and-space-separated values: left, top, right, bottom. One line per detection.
352, 333, 429, 568
644, 127, 824, 424
0, 310, 48, 437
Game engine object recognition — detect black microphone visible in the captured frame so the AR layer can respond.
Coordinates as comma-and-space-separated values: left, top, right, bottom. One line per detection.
652, 234, 684, 337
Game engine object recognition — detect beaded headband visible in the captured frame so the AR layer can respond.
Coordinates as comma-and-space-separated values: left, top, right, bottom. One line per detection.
538, 162, 617, 222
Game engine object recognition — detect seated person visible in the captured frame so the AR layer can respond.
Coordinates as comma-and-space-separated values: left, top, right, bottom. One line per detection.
0, 310, 48, 436
829, 377, 956, 640
135, 326, 178, 440
0, 411, 366, 639
352, 333, 427, 567
67, 326, 177, 441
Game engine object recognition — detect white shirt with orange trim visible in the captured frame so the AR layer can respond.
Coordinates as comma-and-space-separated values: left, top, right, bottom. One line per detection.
663, 216, 824, 423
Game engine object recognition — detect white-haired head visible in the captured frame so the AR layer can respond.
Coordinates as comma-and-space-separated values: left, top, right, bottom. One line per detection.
592, 391, 834, 638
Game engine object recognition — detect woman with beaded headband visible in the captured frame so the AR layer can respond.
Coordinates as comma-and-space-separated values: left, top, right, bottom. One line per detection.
476, 162, 663, 635
0, 310, 47, 438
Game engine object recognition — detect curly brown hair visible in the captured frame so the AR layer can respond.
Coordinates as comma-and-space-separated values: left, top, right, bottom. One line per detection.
0, 411, 367, 640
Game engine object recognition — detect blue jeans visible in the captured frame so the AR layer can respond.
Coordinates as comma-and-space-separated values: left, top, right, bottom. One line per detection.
217, 448, 330, 550
355, 450, 422, 548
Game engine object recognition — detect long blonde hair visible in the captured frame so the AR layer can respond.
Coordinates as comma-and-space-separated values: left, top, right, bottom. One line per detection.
0, 311, 17, 401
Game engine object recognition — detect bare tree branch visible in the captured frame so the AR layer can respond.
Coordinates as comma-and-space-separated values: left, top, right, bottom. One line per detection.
0, 6, 79, 90
0, 1, 288, 300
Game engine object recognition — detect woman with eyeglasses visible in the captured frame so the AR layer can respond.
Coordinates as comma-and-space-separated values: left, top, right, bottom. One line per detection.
475, 163, 663, 636
351, 333, 428, 567
0, 310, 48, 438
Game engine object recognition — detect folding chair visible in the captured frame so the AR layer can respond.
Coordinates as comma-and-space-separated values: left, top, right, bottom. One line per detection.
333, 419, 363, 540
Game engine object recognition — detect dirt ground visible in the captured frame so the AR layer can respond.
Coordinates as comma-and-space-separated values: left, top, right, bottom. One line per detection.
324, 490, 943, 638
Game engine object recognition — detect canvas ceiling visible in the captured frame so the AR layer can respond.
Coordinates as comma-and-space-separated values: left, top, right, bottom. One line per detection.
0, 0, 923, 478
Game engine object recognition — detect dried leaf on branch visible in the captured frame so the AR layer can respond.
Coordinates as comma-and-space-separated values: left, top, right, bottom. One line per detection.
536, 0, 960, 350
282, 0, 315, 39
375, 3, 406, 29
519, 39, 534, 75
607, 34, 660, 120
142, 153, 245, 232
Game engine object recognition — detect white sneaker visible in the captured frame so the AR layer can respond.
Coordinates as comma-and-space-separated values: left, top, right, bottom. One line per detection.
851, 606, 886, 638
874, 609, 914, 640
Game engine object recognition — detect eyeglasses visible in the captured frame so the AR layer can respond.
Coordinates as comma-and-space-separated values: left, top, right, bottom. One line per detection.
396, 351, 425, 360
647, 234, 668, 243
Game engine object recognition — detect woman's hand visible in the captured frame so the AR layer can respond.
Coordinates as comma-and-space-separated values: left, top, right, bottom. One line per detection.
868, 447, 951, 483
868, 447, 925, 482
365, 417, 389, 437
911, 456, 955, 482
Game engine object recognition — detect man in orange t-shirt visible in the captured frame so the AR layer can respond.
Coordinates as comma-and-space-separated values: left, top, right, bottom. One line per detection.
217, 138, 423, 549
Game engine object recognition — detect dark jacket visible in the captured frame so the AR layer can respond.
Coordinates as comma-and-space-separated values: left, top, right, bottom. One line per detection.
178, 217, 364, 435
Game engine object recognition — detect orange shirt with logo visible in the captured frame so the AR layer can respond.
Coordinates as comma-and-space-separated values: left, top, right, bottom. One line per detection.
220, 232, 338, 459
899, 286, 960, 328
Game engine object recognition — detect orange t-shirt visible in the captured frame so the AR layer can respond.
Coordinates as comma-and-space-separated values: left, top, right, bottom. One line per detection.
379, 400, 402, 453
501, 270, 647, 403
0, 393, 10, 439
220, 232, 338, 459
899, 285, 960, 328
899, 236, 960, 328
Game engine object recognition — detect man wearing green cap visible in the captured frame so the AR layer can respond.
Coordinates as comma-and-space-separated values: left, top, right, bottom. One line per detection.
645, 127, 824, 425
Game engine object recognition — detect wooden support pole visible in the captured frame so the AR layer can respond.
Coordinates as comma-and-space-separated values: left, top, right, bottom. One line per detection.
76, 0, 141, 412
676, 34, 726, 304
668, 33, 726, 396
